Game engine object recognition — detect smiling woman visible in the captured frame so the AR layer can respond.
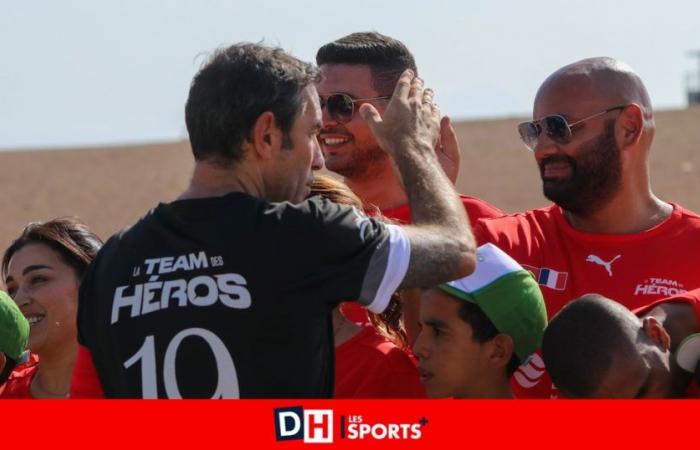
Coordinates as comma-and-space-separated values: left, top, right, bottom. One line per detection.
0, 218, 102, 399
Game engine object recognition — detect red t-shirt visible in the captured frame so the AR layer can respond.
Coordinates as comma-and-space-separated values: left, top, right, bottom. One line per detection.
474, 203, 700, 398
70, 345, 105, 398
634, 288, 700, 398
343, 194, 503, 325
380, 194, 503, 226
0, 353, 39, 399
335, 326, 425, 398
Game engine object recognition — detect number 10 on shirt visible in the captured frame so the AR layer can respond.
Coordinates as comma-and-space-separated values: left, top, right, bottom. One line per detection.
123, 327, 240, 399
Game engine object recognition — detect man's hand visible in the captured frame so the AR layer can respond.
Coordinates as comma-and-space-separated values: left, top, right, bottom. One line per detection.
436, 116, 460, 184
358, 70, 476, 289
359, 70, 441, 159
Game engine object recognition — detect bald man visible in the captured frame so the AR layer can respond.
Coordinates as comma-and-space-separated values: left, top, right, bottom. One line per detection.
542, 293, 699, 398
474, 57, 700, 397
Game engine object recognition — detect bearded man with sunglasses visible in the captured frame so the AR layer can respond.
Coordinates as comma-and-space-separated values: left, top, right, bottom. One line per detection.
474, 57, 700, 398
316, 32, 502, 341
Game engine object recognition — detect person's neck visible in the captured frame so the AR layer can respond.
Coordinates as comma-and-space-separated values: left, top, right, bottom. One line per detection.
563, 187, 672, 234
179, 160, 263, 201
343, 166, 408, 212
31, 342, 77, 399
459, 373, 514, 399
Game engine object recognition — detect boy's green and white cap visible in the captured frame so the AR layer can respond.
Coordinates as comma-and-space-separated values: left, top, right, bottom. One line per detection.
0, 290, 29, 362
438, 243, 547, 364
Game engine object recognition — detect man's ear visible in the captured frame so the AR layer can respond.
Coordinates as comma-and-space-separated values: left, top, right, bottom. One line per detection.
642, 316, 671, 351
617, 103, 644, 149
488, 334, 515, 370
249, 111, 282, 160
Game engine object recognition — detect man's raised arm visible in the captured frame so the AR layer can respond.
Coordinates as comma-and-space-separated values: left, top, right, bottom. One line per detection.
360, 70, 476, 288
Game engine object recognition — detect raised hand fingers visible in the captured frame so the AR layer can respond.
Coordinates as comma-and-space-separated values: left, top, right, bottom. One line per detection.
391, 69, 415, 101
359, 102, 382, 128
408, 75, 425, 103
422, 88, 434, 105
365, 70, 442, 160
439, 116, 457, 148
437, 116, 460, 184
429, 97, 440, 118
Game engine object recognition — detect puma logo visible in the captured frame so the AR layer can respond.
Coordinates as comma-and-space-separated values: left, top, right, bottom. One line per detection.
586, 254, 621, 277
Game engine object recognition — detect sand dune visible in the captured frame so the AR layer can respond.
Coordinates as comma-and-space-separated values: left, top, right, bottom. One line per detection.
1, 107, 699, 251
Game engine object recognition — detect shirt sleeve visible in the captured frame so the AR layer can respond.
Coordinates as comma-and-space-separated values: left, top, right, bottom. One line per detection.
358, 224, 410, 313
460, 195, 503, 225
473, 218, 491, 246
266, 197, 411, 314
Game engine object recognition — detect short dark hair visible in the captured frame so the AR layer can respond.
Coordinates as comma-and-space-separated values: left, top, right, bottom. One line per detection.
185, 42, 319, 165
316, 32, 417, 94
542, 294, 639, 397
2, 217, 103, 281
457, 300, 520, 376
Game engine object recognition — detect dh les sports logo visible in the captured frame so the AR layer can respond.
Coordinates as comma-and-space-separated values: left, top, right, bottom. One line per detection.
273, 406, 426, 443
274, 407, 333, 443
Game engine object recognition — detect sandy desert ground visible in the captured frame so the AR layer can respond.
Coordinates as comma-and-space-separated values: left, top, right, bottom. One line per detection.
0, 106, 698, 253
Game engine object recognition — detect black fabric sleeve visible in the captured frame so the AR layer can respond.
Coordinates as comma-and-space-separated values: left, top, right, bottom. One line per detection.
259, 196, 409, 312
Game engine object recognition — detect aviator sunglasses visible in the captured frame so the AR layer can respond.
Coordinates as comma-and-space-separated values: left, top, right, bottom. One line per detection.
517, 105, 627, 151
320, 93, 391, 123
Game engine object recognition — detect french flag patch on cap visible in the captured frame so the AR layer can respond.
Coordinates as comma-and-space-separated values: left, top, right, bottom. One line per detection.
523, 265, 568, 291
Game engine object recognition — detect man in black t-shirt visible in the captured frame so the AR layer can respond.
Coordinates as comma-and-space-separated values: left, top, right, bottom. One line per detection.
71, 42, 476, 398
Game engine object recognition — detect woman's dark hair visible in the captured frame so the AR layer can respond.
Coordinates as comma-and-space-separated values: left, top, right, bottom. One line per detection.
368, 291, 409, 350
2, 217, 103, 280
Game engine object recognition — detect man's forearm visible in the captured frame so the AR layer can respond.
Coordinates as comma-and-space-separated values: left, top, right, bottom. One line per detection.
358, 70, 476, 287
393, 140, 467, 230
392, 141, 476, 288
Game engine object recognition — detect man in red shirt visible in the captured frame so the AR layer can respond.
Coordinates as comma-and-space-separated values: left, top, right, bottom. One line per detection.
316, 31, 502, 225
473, 57, 700, 397
542, 291, 699, 398
316, 32, 502, 338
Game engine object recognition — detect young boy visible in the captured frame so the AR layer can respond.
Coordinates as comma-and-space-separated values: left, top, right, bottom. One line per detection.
413, 243, 547, 398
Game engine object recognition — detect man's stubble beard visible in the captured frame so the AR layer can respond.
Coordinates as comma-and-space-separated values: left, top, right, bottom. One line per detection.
541, 120, 622, 216
329, 144, 390, 181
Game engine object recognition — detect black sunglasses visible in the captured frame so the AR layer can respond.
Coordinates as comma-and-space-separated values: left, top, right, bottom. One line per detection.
517, 105, 627, 151
319, 93, 391, 123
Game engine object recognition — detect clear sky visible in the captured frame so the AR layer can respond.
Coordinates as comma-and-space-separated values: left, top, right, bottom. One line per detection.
1, 0, 698, 150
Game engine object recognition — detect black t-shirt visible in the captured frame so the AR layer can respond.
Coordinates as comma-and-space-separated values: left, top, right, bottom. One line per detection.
77, 192, 409, 398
